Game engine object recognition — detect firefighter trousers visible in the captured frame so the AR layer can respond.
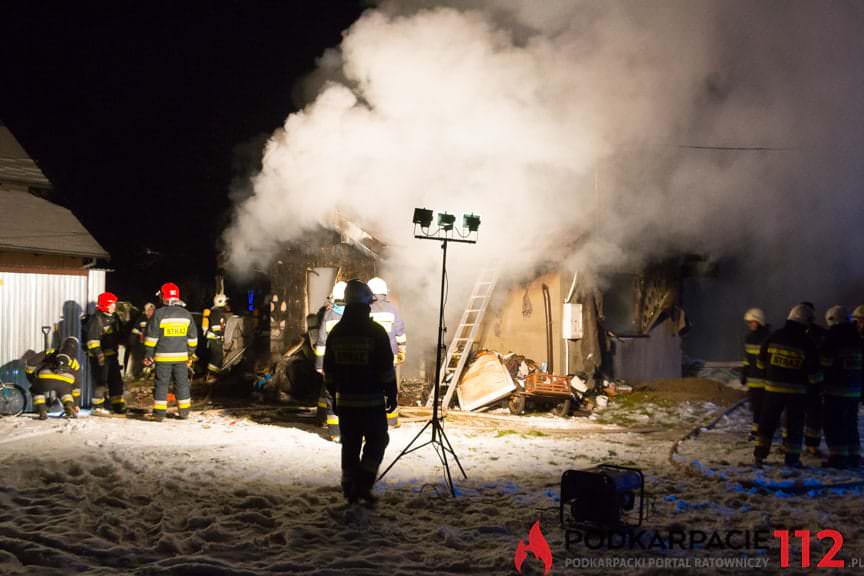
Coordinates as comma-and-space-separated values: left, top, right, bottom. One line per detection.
803, 387, 823, 449
207, 338, 224, 374
823, 396, 860, 463
154, 362, 191, 418
748, 386, 764, 435
339, 407, 389, 499
32, 375, 77, 413
755, 391, 806, 464
91, 357, 125, 412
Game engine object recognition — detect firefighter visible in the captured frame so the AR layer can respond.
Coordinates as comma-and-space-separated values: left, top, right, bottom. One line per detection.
800, 302, 826, 455
323, 280, 397, 507
130, 302, 155, 378
87, 292, 126, 415
853, 305, 864, 336
368, 276, 406, 428
205, 294, 229, 380
316, 281, 347, 441
754, 304, 822, 467
820, 306, 862, 468
31, 337, 81, 419
143, 282, 198, 421
742, 308, 770, 440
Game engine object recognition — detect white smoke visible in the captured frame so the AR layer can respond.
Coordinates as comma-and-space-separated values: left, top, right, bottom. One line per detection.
225, 0, 864, 357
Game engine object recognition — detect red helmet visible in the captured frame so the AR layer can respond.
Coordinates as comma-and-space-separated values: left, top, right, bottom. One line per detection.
96, 292, 118, 313
159, 282, 180, 301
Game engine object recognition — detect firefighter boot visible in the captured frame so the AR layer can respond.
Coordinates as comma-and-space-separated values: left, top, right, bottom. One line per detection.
177, 407, 190, 420
354, 469, 378, 509
33, 394, 48, 420
63, 401, 77, 419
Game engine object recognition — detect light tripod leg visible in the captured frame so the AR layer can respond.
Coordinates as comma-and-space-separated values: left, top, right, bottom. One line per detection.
378, 418, 433, 481
436, 419, 467, 479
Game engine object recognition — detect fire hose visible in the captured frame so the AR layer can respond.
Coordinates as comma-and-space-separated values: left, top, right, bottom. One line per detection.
668, 397, 864, 494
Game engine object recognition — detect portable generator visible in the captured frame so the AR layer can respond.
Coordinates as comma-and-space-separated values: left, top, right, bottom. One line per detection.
559, 464, 645, 528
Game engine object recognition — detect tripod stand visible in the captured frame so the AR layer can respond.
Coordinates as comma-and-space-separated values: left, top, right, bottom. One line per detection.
378, 236, 472, 496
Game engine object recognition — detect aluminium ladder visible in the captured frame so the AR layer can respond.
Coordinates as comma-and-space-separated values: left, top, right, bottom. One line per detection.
426, 267, 499, 412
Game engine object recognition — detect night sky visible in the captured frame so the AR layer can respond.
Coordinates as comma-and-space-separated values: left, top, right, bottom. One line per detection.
1, 1, 366, 308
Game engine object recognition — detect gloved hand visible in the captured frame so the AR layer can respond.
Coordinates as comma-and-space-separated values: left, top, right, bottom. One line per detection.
143, 357, 153, 367
187, 354, 197, 368
395, 352, 406, 364
386, 395, 398, 413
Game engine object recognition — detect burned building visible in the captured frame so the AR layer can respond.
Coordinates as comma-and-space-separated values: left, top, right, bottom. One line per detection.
267, 218, 384, 359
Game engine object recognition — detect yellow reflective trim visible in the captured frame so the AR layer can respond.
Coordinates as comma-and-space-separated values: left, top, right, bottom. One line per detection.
744, 344, 761, 355
71, 359, 80, 370
144, 338, 158, 348
61, 394, 74, 403
155, 355, 189, 363
153, 400, 168, 409
326, 416, 339, 425
187, 339, 198, 347
39, 372, 76, 384
72, 389, 81, 397
177, 400, 191, 409
87, 340, 101, 349
314, 346, 325, 357
91, 398, 105, 405
159, 317, 191, 327
765, 383, 806, 394
33, 395, 46, 405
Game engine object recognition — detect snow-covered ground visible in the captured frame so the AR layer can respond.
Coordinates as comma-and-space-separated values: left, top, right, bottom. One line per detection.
1, 394, 863, 575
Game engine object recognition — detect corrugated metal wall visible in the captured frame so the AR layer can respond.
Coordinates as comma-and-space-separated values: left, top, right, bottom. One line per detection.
0, 269, 106, 409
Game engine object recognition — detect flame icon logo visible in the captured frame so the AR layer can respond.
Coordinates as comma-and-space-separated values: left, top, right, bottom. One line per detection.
514, 520, 553, 575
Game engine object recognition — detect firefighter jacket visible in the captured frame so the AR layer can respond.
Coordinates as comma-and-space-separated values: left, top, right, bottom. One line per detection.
206, 306, 227, 341
371, 299, 407, 363
314, 305, 344, 371
36, 341, 81, 388
144, 304, 198, 363
819, 322, 863, 398
758, 321, 823, 394
323, 303, 397, 411
743, 324, 771, 389
86, 311, 121, 359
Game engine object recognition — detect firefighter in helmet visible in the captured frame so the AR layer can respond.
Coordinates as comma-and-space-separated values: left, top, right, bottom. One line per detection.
799, 302, 826, 455
143, 282, 198, 421
754, 304, 822, 467
316, 281, 347, 441
31, 336, 81, 419
323, 279, 397, 507
742, 308, 770, 440
87, 291, 126, 415
368, 276, 406, 428
205, 294, 229, 380
820, 306, 862, 468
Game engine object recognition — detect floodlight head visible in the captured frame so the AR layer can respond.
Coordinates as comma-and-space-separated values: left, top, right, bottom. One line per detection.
413, 208, 434, 228
463, 213, 481, 232
437, 211, 456, 231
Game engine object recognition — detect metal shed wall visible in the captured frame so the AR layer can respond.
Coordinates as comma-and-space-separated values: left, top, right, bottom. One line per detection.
0, 269, 106, 408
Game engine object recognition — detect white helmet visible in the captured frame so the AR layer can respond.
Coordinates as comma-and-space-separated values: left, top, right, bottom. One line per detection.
787, 304, 815, 325
213, 294, 229, 307
825, 305, 850, 326
331, 281, 347, 302
853, 305, 864, 319
743, 308, 766, 326
367, 276, 388, 296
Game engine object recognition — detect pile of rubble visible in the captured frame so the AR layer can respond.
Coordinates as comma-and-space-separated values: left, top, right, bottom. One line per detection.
449, 350, 631, 417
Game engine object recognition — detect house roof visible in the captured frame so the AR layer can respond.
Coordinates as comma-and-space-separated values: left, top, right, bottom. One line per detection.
0, 188, 110, 259
0, 125, 51, 188
0, 125, 108, 259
